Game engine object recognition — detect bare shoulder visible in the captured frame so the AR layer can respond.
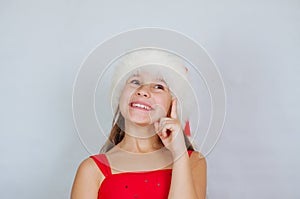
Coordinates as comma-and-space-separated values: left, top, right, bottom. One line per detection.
78, 157, 101, 176
71, 157, 104, 198
188, 151, 207, 199
189, 151, 207, 169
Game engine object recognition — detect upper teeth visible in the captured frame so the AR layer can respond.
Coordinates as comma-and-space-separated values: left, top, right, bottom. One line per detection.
132, 103, 151, 110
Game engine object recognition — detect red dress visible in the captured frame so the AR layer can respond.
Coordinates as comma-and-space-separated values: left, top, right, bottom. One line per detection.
90, 150, 193, 199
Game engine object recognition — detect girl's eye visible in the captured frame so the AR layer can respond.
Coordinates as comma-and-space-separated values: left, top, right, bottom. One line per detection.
154, 84, 165, 90
130, 79, 140, 85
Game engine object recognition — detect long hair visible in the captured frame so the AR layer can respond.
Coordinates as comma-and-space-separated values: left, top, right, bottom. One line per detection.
100, 107, 195, 153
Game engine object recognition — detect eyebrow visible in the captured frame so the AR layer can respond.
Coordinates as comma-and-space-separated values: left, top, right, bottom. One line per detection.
129, 70, 140, 78
128, 72, 168, 86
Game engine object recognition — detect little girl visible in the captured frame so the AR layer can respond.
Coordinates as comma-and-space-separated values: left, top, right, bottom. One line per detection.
71, 49, 207, 199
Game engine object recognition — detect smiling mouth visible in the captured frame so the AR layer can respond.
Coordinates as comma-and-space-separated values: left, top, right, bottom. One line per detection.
130, 102, 153, 111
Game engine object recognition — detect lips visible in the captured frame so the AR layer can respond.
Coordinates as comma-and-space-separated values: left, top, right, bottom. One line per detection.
130, 101, 153, 111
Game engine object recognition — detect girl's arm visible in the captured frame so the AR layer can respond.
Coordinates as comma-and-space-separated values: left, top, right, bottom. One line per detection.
155, 99, 207, 199
168, 151, 206, 199
71, 158, 102, 199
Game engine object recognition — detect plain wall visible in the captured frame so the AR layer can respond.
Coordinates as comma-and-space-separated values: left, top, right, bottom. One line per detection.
0, 0, 299, 198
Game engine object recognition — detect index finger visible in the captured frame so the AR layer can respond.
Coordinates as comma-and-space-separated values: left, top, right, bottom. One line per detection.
170, 98, 178, 119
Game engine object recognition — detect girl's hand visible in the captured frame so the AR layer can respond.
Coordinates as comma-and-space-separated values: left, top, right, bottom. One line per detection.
154, 99, 187, 157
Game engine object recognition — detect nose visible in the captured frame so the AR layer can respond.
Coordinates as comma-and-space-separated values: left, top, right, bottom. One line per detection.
136, 84, 151, 98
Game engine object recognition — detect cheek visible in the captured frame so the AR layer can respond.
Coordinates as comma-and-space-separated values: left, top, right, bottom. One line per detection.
119, 89, 129, 111
158, 95, 172, 116
119, 86, 132, 103
119, 87, 135, 112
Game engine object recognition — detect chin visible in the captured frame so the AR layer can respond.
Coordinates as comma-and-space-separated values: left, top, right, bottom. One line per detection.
125, 109, 164, 126
129, 117, 152, 126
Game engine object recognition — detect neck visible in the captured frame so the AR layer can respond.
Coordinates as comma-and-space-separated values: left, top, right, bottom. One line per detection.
118, 134, 164, 153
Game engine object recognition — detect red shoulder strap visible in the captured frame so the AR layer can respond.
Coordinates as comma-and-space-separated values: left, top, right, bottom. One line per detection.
188, 150, 193, 157
90, 154, 112, 177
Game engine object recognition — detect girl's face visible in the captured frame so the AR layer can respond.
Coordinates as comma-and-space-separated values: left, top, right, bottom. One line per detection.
119, 70, 172, 127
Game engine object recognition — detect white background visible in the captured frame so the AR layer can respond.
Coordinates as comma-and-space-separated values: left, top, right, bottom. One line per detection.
1, 0, 299, 198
